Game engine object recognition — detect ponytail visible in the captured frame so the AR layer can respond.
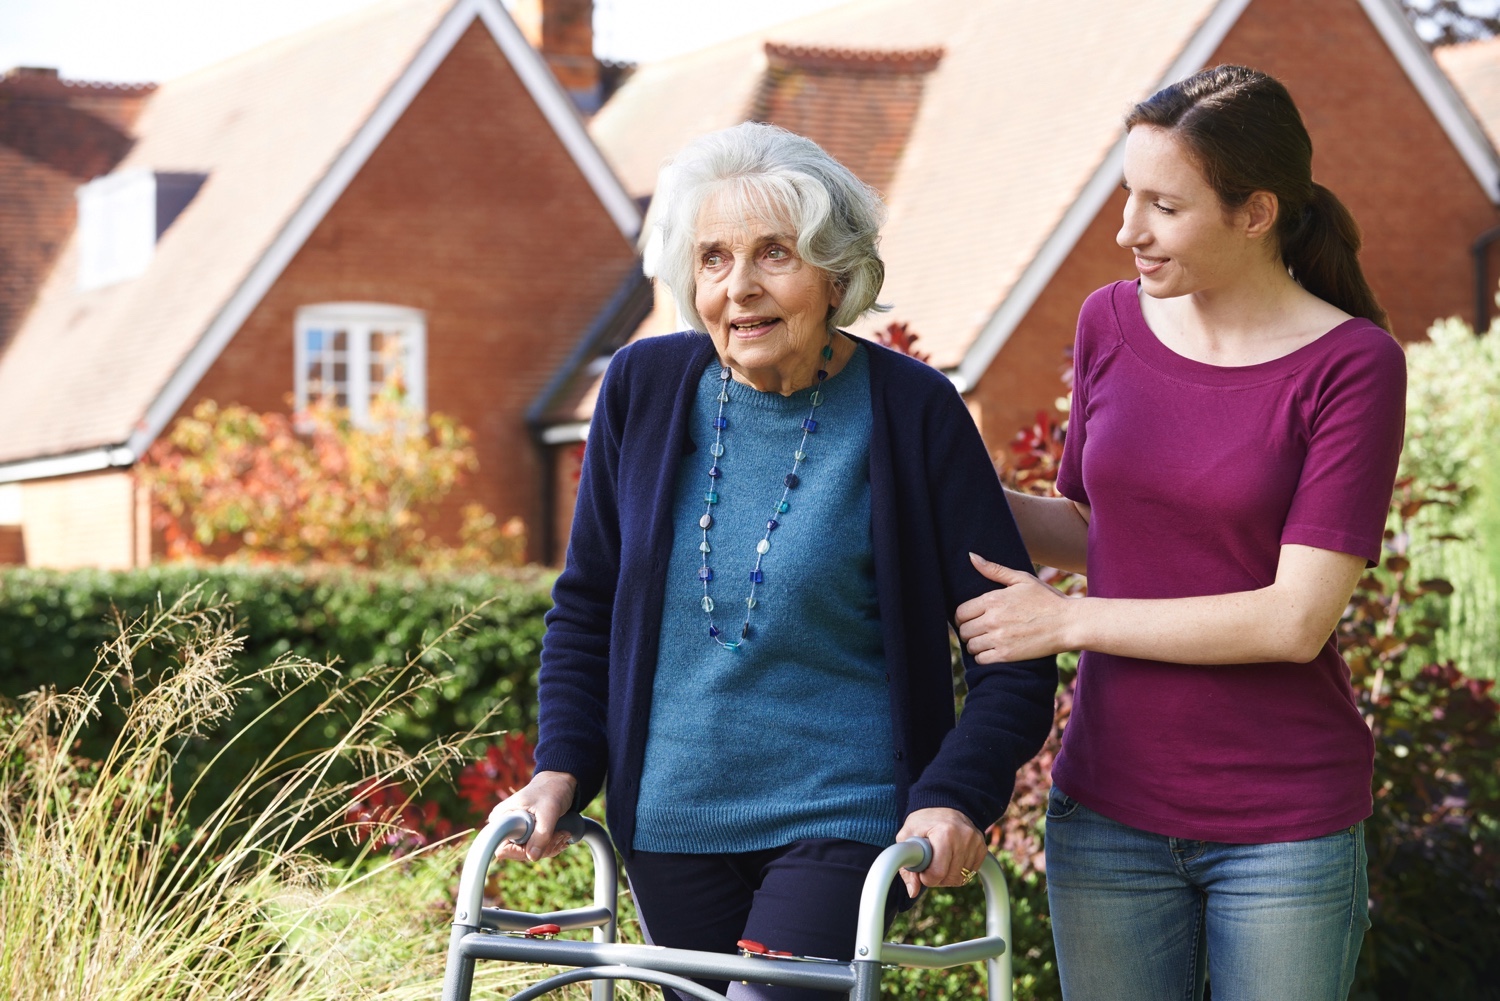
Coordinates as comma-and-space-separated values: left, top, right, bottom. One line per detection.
1281, 183, 1388, 330
1127, 65, 1389, 332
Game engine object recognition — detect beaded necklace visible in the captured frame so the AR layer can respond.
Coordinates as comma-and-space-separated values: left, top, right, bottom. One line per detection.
697, 338, 835, 649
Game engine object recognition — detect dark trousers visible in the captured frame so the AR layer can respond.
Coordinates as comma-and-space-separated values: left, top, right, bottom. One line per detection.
624, 838, 912, 1001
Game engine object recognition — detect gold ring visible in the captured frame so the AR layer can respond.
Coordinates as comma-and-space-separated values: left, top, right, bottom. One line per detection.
959, 867, 976, 884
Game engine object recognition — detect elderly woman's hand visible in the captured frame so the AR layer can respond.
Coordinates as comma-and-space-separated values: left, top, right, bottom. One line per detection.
956, 553, 1075, 663
489, 770, 579, 862
894, 808, 987, 896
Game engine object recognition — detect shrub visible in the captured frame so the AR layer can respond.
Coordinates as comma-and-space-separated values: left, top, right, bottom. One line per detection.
1400, 317, 1500, 680
0, 564, 555, 828
0, 589, 558, 1001
140, 397, 525, 569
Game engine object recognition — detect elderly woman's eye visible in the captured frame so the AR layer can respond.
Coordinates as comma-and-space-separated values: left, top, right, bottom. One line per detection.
765, 245, 790, 261
702, 252, 724, 268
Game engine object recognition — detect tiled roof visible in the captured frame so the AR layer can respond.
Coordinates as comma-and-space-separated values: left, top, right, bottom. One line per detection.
0, 0, 456, 466
0, 69, 155, 354
589, 0, 1224, 371
752, 43, 942, 194
1436, 36, 1500, 151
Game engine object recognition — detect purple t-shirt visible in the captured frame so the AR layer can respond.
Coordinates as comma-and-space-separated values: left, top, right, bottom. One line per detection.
1051, 280, 1406, 843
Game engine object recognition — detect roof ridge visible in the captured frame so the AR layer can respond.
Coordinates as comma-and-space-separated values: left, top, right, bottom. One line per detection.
0, 67, 158, 95
763, 41, 944, 74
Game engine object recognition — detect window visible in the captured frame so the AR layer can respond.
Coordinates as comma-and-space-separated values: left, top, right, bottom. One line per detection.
294, 303, 426, 426
76, 169, 206, 290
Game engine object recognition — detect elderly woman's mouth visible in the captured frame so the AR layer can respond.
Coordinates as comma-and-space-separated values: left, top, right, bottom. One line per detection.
729, 318, 780, 335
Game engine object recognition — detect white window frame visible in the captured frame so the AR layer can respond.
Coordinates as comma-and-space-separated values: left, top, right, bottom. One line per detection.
294, 303, 427, 427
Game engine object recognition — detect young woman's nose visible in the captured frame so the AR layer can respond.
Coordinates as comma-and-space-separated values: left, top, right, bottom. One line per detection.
1117, 205, 1147, 252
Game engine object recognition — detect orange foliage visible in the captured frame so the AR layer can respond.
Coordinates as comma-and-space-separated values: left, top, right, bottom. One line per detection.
141, 397, 525, 568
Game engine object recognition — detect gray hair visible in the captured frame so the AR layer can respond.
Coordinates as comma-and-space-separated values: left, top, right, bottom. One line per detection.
642, 121, 889, 331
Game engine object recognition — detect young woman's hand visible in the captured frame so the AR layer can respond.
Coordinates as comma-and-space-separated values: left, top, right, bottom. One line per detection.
956, 552, 1074, 662
894, 807, 988, 897
488, 770, 579, 862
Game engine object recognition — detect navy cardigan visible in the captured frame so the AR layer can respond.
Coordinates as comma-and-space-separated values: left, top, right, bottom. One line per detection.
533, 332, 1057, 855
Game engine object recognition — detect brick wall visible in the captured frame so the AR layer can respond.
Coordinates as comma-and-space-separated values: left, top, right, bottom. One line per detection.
967, 0, 1500, 450
185, 21, 638, 563
20, 470, 140, 569
0, 70, 152, 353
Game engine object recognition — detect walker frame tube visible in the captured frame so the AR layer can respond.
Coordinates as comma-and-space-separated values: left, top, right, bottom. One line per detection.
440, 812, 1012, 1001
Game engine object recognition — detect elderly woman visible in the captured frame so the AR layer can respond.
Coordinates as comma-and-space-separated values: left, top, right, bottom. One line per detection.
492, 122, 1055, 1000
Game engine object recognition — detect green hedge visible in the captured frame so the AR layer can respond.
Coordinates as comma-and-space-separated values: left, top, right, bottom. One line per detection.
0, 564, 555, 818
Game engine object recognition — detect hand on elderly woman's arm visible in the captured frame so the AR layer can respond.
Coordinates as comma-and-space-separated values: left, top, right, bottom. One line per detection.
956, 544, 1367, 665
893, 807, 988, 897
489, 770, 580, 862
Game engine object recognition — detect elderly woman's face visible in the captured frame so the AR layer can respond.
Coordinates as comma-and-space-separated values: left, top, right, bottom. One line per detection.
693, 196, 841, 392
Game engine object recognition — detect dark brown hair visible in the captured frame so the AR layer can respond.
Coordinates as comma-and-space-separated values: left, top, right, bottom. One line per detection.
1126, 65, 1388, 330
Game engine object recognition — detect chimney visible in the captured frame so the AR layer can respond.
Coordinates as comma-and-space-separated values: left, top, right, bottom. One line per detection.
511, 0, 599, 112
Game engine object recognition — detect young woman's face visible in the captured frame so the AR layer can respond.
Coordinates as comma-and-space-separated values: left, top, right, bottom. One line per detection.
1116, 125, 1267, 299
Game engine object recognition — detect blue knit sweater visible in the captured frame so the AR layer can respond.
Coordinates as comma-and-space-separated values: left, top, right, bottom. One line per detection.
634, 345, 899, 852
534, 332, 1057, 857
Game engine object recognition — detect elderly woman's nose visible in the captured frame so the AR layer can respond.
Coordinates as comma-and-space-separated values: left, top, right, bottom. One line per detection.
726, 255, 762, 299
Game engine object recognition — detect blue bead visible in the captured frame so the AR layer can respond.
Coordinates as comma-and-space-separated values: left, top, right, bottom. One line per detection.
713, 417, 727, 429
802, 418, 818, 432
699, 567, 713, 581
709, 625, 720, 637
767, 519, 779, 531
778, 501, 789, 513
816, 369, 828, 381
784, 473, 799, 488
741, 622, 751, 639
705, 491, 719, 504
750, 570, 764, 583
708, 465, 721, 478
822, 344, 833, 360
724, 641, 740, 650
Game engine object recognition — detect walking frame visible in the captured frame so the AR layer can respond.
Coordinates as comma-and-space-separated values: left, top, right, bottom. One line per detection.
441, 811, 1014, 1001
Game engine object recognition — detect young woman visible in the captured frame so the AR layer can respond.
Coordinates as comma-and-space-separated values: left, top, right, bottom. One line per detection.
955, 66, 1405, 1001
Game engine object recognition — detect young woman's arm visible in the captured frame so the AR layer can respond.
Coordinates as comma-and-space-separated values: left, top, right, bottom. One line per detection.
1002, 488, 1090, 575
956, 542, 1365, 665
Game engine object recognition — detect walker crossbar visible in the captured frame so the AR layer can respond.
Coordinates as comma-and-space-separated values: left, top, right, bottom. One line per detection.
440, 811, 1013, 1001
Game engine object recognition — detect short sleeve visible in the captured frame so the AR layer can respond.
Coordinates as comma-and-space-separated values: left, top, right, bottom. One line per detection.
1281, 328, 1407, 566
1056, 285, 1121, 506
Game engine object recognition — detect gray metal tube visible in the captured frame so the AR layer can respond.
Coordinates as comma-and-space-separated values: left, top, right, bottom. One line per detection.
851, 839, 1012, 1001
578, 818, 618, 1001
979, 853, 1012, 1001
481, 905, 615, 932
507, 966, 729, 1001
453, 935, 858, 993
443, 812, 533, 1001
852, 838, 930, 961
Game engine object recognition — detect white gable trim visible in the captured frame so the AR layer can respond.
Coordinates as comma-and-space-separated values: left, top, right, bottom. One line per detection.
1357, 0, 1500, 198
0, 446, 135, 484
120, 0, 641, 463
951, 0, 1254, 392
953, 0, 1500, 393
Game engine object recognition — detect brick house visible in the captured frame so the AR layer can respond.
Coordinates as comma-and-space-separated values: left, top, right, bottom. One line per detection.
542, 0, 1500, 495
0, 0, 644, 568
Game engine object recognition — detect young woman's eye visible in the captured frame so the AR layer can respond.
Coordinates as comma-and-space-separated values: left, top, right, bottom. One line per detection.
1154, 202, 1175, 216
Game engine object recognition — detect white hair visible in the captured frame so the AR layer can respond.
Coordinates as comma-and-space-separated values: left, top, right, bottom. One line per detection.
642, 122, 889, 332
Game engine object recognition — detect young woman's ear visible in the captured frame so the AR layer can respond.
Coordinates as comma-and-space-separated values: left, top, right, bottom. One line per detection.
1242, 190, 1280, 241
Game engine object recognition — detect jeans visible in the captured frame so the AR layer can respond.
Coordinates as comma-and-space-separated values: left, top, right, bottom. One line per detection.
1044, 786, 1369, 1001
625, 838, 912, 1001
